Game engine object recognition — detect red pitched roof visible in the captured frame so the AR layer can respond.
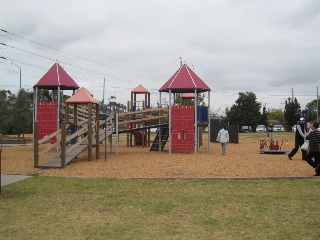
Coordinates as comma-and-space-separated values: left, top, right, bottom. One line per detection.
65, 87, 100, 104
131, 84, 149, 93
34, 63, 79, 90
159, 64, 211, 93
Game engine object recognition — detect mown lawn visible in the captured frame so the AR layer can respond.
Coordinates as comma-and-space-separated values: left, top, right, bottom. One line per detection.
0, 177, 319, 240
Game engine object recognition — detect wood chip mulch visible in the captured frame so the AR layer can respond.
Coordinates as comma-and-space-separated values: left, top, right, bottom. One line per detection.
0, 138, 317, 179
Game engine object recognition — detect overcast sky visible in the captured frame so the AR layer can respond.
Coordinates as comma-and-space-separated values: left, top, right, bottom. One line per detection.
0, 0, 319, 114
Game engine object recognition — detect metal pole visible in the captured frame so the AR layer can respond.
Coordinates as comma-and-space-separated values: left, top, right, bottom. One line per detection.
103, 77, 105, 105
10, 62, 21, 91
19, 67, 21, 90
194, 89, 197, 153
105, 115, 107, 161
159, 92, 162, 151
56, 63, 61, 152
317, 86, 319, 120
169, 89, 172, 154
208, 91, 211, 153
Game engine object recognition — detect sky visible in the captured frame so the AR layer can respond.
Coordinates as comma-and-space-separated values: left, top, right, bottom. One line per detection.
0, 0, 319, 115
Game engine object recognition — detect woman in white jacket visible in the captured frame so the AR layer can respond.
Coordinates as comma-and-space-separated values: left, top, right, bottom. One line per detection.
216, 124, 230, 155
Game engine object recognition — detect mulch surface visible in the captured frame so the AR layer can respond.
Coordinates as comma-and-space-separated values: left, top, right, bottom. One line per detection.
1, 137, 317, 179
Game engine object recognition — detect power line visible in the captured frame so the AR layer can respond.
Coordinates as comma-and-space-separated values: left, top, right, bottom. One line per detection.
1, 42, 161, 91
1, 29, 160, 83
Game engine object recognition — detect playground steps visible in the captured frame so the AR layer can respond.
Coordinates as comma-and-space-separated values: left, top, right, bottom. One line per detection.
150, 126, 169, 151
40, 130, 114, 168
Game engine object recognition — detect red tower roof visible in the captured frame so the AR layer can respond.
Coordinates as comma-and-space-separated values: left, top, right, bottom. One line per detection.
65, 87, 100, 104
34, 63, 79, 90
159, 64, 211, 93
131, 84, 149, 93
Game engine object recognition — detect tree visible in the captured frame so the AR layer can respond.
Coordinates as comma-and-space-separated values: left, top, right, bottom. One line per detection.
13, 89, 33, 137
305, 99, 319, 121
268, 109, 285, 123
0, 90, 14, 135
165, 93, 208, 107
37, 89, 52, 102
284, 97, 301, 127
261, 103, 268, 126
224, 91, 261, 127
106, 96, 126, 114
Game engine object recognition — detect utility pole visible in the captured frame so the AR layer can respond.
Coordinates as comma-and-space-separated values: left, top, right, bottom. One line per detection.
11, 62, 21, 91
102, 77, 105, 104
291, 88, 294, 100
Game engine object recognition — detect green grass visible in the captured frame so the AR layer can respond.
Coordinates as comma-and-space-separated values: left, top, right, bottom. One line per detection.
1, 177, 320, 239
240, 131, 294, 140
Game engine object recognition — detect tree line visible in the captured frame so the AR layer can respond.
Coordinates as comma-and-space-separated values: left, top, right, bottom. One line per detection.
0, 89, 57, 137
0, 89, 318, 137
223, 91, 319, 129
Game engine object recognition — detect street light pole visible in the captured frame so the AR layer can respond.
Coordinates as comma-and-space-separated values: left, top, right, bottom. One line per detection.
11, 62, 21, 91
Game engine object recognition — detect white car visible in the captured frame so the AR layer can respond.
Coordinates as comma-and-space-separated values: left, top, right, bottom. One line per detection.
273, 124, 285, 132
256, 125, 266, 132
292, 125, 298, 132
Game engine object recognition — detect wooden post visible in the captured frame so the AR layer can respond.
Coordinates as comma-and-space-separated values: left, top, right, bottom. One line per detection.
74, 104, 78, 144
65, 103, 69, 146
95, 104, 100, 159
109, 117, 113, 152
60, 120, 66, 168
34, 121, 39, 168
65, 103, 69, 125
142, 108, 145, 148
88, 103, 92, 161
127, 132, 129, 147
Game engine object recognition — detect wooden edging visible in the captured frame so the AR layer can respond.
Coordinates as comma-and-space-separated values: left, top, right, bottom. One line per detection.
109, 176, 320, 181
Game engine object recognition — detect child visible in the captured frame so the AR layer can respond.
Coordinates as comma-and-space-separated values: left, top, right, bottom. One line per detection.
216, 124, 230, 155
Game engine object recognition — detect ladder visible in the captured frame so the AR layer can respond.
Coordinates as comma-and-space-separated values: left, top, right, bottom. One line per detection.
150, 126, 169, 151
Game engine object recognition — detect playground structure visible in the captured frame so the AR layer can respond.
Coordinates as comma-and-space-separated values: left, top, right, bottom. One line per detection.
33, 61, 212, 168
34, 102, 169, 168
33, 84, 169, 167
259, 139, 289, 154
125, 84, 152, 147
158, 63, 211, 153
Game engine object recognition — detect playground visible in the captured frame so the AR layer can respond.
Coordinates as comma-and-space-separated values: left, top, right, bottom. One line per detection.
1, 63, 316, 179
0, 132, 315, 178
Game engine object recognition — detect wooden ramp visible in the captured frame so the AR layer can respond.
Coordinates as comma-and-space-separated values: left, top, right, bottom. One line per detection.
40, 130, 113, 168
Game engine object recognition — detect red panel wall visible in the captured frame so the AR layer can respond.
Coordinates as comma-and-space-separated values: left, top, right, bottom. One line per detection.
37, 102, 57, 144
171, 106, 194, 151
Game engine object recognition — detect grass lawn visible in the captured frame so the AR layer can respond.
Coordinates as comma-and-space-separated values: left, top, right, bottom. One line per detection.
1, 177, 320, 240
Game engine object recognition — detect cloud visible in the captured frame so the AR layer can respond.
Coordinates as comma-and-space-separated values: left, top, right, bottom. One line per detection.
0, 0, 319, 113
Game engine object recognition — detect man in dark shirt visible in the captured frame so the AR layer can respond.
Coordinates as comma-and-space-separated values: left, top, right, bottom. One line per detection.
288, 118, 307, 160
305, 121, 320, 176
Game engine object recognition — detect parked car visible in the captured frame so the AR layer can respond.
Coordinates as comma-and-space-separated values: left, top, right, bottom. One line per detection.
292, 124, 298, 132
241, 126, 252, 133
273, 124, 285, 132
256, 125, 266, 132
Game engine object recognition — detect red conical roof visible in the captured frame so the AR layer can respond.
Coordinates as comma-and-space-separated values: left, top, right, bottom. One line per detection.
65, 87, 100, 104
159, 64, 211, 93
131, 84, 149, 93
34, 63, 79, 90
